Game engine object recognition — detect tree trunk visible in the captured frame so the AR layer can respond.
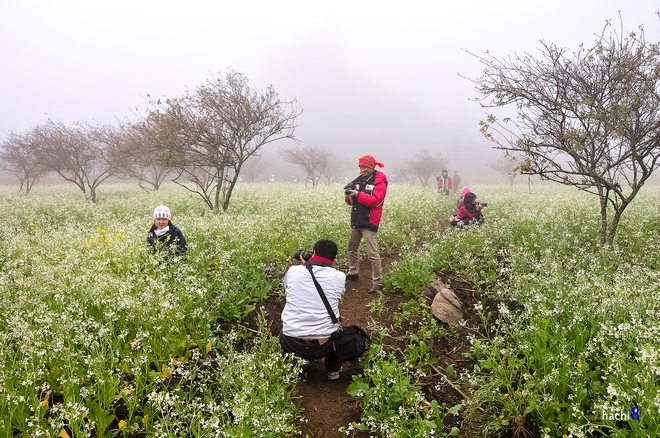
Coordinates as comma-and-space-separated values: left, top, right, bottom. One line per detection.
599, 194, 608, 246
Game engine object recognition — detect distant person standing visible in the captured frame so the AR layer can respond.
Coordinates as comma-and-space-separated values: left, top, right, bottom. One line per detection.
344, 155, 388, 294
453, 171, 461, 194
437, 169, 452, 195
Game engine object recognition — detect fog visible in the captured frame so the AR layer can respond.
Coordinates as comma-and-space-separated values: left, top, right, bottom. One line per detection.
1, 0, 659, 185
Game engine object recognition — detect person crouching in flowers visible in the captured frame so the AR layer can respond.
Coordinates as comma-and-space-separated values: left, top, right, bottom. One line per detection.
148, 205, 187, 257
453, 192, 485, 228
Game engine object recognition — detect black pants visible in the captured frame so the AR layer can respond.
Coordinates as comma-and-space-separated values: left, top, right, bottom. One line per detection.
457, 216, 485, 228
279, 331, 343, 372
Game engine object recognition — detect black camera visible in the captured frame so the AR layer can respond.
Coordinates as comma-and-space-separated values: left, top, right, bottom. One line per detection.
294, 249, 314, 261
478, 202, 488, 207
344, 182, 357, 196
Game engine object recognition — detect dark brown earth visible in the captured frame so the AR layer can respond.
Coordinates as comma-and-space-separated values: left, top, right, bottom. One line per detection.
252, 251, 510, 438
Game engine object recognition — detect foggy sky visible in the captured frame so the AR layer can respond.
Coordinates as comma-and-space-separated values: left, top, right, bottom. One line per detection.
1, 1, 659, 183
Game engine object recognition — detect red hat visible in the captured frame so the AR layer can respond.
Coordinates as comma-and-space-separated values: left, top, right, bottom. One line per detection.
358, 155, 384, 169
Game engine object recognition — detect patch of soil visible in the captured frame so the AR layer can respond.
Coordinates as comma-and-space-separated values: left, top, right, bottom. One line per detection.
251, 250, 511, 438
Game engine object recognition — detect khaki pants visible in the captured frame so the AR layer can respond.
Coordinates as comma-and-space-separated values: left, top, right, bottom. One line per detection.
347, 227, 382, 285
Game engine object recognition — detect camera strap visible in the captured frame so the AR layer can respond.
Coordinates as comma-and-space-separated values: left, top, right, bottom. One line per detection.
305, 264, 341, 328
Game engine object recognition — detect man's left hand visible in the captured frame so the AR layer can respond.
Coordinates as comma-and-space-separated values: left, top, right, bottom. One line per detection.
346, 190, 358, 197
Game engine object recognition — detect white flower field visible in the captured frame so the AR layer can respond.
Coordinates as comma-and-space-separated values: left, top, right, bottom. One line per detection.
0, 182, 658, 437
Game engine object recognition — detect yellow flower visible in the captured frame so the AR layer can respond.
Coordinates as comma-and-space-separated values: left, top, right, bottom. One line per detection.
128, 249, 133, 253
39, 391, 50, 407
118, 420, 127, 429
84, 241, 88, 245
206, 342, 212, 353
58, 429, 70, 438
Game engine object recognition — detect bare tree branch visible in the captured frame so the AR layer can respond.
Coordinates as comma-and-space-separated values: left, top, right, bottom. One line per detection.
279, 144, 330, 188
469, 16, 660, 245
0, 128, 48, 193
144, 69, 300, 210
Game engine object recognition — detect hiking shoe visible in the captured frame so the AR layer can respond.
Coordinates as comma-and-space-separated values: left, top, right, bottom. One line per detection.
368, 284, 382, 294
327, 366, 343, 381
346, 273, 359, 281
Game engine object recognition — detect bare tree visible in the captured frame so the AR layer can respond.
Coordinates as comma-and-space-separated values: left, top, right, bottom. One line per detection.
321, 154, 349, 185
470, 16, 660, 245
122, 119, 175, 191
241, 155, 268, 182
279, 144, 330, 188
34, 120, 123, 202
393, 162, 416, 185
406, 149, 447, 186
489, 157, 518, 185
145, 70, 300, 210
0, 128, 48, 193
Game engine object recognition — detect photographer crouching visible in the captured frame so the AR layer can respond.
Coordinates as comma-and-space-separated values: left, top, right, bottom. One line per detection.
280, 239, 347, 380
344, 155, 388, 294
453, 191, 486, 228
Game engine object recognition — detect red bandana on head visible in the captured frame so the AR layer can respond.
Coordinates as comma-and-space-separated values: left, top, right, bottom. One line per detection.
358, 155, 384, 169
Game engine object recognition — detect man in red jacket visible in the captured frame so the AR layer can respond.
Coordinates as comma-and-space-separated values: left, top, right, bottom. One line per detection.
344, 155, 388, 294
437, 169, 452, 195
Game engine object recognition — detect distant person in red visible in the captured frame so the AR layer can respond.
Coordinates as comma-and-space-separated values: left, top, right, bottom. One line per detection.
436, 169, 452, 195
344, 155, 388, 294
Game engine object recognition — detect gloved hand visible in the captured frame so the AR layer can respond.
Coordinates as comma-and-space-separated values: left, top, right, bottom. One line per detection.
346, 190, 359, 197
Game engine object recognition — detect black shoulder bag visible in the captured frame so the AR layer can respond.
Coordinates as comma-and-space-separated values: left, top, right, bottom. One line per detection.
305, 265, 371, 362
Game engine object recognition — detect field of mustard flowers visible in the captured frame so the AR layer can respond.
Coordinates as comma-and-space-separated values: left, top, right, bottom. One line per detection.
390, 184, 660, 438
1, 182, 658, 437
0, 183, 447, 437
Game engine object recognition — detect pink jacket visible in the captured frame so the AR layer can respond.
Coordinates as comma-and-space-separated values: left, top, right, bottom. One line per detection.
457, 204, 481, 220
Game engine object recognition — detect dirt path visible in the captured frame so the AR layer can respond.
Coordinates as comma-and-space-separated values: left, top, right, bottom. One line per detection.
258, 245, 499, 437
262, 254, 396, 437
292, 253, 398, 438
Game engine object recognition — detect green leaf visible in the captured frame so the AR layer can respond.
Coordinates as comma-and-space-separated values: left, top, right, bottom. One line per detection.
346, 380, 370, 397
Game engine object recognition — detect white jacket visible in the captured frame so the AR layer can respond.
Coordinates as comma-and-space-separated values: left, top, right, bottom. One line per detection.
281, 263, 346, 338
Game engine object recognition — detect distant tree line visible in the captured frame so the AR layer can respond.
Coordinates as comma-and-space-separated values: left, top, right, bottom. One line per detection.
0, 70, 301, 211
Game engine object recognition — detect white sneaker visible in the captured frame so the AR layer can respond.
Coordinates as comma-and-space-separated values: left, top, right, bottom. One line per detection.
327, 366, 343, 381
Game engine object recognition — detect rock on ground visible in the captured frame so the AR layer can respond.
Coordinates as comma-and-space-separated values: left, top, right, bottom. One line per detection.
427, 280, 464, 326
